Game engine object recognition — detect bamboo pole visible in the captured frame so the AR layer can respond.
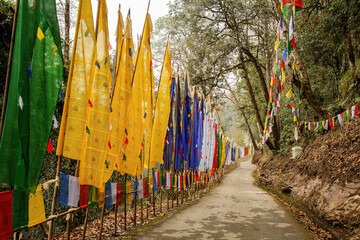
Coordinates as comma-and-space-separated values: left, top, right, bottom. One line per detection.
160, 186, 162, 214
66, 214, 72, 240
99, 200, 106, 240
82, 208, 89, 240
0, 0, 19, 137
167, 188, 169, 211
113, 172, 120, 236
152, 169, 156, 217
134, 176, 137, 226
48, 155, 62, 240
140, 198, 143, 224
124, 173, 127, 231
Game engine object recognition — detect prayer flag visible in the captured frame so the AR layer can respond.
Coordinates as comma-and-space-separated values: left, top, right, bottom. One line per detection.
148, 41, 172, 169
110, 12, 134, 174
286, 89, 294, 99
79, 185, 90, 208
293, 0, 304, 12
337, 113, 344, 126
0, 191, 12, 239
122, 13, 153, 176
0, 0, 63, 192
28, 185, 46, 227
116, 182, 123, 206
79, 0, 112, 191
105, 182, 117, 209
190, 92, 200, 169
163, 78, 176, 171
351, 103, 359, 118
138, 178, 150, 199
56, 0, 95, 160
182, 74, 192, 168
175, 77, 183, 171
58, 172, 80, 207
288, 14, 297, 52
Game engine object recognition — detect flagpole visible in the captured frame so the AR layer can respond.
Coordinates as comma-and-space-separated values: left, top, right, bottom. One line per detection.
48, 155, 62, 240
113, 172, 120, 236
0, 0, 19, 137
99, 200, 106, 240
124, 173, 127, 231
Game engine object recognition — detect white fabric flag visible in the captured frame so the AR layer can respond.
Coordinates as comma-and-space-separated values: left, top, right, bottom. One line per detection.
68, 175, 80, 207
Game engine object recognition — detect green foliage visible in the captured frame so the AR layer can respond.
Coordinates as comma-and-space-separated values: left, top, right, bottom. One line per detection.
0, 0, 14, 113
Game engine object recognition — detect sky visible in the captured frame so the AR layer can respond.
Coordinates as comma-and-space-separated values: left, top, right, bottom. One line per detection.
91, 0, 170, 47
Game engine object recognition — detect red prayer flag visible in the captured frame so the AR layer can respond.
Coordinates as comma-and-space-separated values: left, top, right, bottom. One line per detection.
293, 0, 303, 8
116, 183, 123, 206
354, 103, 359, 117
281, 0, 291, 7
0, 191, 13, 240
143, 179, 150, 198
328, 118, 335, 130
79, 185, 90, 208
46, 139, 54, 153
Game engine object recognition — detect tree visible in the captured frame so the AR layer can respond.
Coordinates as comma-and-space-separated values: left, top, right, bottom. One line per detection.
154, 0, 281, 150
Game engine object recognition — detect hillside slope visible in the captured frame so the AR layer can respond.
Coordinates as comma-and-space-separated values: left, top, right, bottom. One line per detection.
254, 117, 360, 239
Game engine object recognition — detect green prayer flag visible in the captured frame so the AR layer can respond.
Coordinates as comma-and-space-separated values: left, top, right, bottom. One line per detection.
21, 0, 63, 192
0, 0, 62, 230
0, 0, 37, 190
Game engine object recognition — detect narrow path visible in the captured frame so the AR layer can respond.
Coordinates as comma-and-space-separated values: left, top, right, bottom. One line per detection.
136, 159, 314, 240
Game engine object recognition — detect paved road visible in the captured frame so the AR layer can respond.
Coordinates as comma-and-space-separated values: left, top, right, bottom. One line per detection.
136, 159, 314, 240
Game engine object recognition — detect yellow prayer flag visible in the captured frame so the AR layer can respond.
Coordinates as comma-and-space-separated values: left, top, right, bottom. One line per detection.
57, 0, 96, 160
281, 69, 286, 84
286, 89, 294, 99
274, 39, 279, 50
114, 5, 124, 71
108, 14, 134, 175
142, 14, 155, 173
28, 185, 46, 227
147, 41, 172, 169
103, 8, 128, 183
79, 0, 112, 192
294, 115, 297, 122
121, 13, 153, 176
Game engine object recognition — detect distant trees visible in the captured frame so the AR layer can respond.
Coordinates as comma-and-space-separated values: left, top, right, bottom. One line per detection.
153, 0, 360, 151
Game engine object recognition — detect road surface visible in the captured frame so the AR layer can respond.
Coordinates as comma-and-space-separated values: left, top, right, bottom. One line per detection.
136, 158, 314, 240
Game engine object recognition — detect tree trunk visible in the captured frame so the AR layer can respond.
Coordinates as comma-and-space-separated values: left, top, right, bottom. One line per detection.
240, 108, 258, 151
237, 49, 277, 151
64, 0, 70, 67
241, 47, 270, 103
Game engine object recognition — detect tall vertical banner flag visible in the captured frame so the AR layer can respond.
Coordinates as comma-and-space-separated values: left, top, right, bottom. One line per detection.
175, 77, 183, 171
111, 13, 134, 174
189, 91, 199, 169
0, 0, 62, 230
142, 13, 155, 173
200, 99, 211, 172
56, 0, 95, 160
122, 13, 153, 175
104, 8, 129, 182
182, 75, 192, 168
148, 41, 172, 168
0, 0, 63, 191
79, 0, 112, 192
114, 5, 124, 73
163, 78, 176, 171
